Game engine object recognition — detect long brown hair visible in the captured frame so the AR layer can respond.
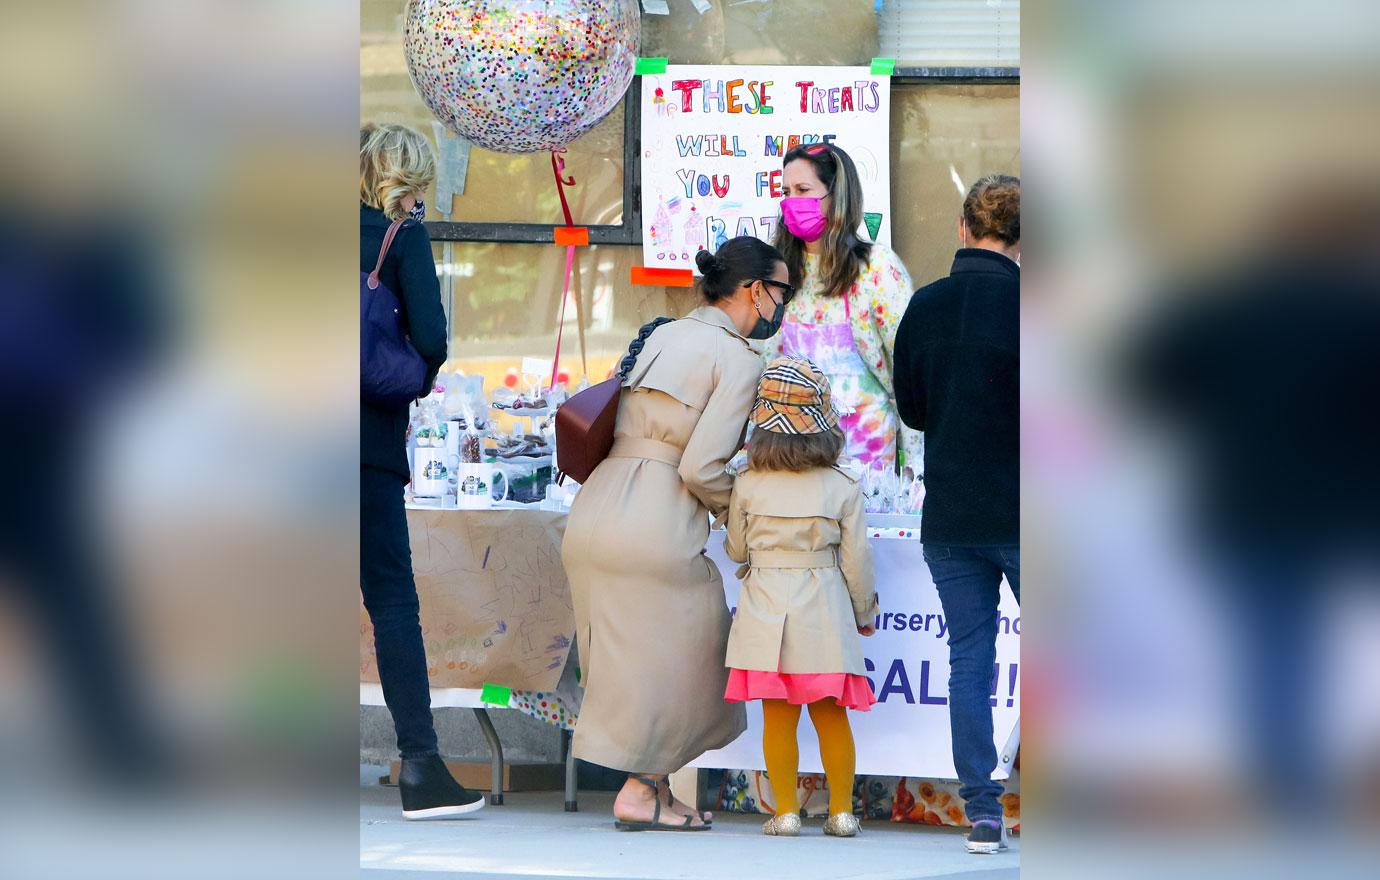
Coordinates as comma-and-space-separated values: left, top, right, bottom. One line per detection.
772, 143, 873, 298
747, 428, 845, 473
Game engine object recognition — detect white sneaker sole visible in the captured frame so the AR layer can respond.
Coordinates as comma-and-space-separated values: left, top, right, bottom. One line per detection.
966, 828, 1009, 854
966, 842, 1007, 854
402, 799, 487, 820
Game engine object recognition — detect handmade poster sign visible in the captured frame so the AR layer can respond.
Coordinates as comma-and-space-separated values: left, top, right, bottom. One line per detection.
359, 508, 575, 692
639, 65, 892, 271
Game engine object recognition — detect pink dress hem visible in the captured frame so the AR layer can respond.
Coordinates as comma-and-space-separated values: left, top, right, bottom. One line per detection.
724, 668, 877, 712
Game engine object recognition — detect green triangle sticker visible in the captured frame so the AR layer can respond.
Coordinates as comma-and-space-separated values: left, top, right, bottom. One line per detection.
863, 212, 883, 241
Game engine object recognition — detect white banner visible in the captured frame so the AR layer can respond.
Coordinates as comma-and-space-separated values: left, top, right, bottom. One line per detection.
691, 532, 1020, 780
639, 65, 892, 270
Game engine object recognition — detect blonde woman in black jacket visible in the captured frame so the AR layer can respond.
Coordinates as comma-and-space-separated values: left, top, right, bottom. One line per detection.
359, 123, 480, 819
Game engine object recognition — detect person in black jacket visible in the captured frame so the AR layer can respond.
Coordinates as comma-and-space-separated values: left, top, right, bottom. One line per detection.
360, 123, 482, 818
893, 174, 1019, 854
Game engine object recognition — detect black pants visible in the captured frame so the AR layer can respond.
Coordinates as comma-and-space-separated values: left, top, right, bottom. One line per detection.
361, 465, 437, 759
0, 439, 159, 779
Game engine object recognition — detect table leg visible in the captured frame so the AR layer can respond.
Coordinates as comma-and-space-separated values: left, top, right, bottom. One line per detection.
472, 708, 505, 805
562, 728, 578, 812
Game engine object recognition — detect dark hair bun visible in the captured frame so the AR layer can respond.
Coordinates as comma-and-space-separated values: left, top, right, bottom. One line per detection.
696, 236, 785, 304
694, 249, 721, 277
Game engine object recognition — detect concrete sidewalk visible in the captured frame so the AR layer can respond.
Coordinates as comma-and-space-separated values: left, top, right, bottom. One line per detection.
361, 765, 1019, 880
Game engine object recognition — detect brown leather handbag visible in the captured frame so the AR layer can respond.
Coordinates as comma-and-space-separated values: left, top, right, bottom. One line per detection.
555, 317, 673, 484
554, 375, 622, 484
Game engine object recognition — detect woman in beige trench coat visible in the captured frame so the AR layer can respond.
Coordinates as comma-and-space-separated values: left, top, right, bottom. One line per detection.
562, 236, 793, 831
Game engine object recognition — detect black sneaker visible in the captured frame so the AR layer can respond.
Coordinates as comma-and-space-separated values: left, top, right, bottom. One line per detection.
398, 755, 486, 820
966, 818, 1009, 854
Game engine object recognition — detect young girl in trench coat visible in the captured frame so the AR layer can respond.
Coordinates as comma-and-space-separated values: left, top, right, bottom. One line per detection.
724, 356, 880, 838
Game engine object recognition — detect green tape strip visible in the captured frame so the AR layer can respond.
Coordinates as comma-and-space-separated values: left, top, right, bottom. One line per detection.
870, 57, 897, 76
480, 683, 512, 706
636, 57, 669, 75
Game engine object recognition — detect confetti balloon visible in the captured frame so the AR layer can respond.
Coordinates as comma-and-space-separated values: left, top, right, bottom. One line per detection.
405, 0, 640, 154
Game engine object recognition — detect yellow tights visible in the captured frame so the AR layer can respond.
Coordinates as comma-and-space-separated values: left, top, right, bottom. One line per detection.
761, 698, 856, 817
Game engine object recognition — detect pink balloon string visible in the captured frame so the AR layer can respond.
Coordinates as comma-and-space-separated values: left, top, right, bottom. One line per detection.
550, 149, 577, 225
550, 149, 578, 390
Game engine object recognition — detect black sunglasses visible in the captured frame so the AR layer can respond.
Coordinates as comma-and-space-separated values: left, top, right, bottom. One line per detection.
758, 278, 797, 304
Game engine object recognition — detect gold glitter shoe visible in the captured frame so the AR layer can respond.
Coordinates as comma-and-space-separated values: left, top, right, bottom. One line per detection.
823, 812, 861, 837
762, 813, 802, 836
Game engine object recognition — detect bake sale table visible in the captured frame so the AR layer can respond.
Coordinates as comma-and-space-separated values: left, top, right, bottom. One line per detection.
360, 504, 1019, 808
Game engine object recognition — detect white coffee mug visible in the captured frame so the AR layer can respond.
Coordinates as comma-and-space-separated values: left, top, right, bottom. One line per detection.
454, 462, 509, 509
412, 445, 449, 499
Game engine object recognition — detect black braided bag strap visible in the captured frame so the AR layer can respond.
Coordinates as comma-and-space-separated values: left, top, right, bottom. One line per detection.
616, 316, 675, 380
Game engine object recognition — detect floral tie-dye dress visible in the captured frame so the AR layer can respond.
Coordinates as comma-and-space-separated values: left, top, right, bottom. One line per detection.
773, 246, 915, 471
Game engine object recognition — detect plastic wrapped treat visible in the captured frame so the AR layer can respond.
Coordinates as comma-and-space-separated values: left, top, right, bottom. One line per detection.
454, 380, 487, 464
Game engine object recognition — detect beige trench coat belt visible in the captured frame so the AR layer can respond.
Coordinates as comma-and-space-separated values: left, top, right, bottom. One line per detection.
737, 548, 838, 579
607, 437, 684, 469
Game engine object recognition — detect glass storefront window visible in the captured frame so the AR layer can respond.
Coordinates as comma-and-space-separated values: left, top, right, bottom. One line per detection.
431, 241, 700, 431
891, 84, 1021, 285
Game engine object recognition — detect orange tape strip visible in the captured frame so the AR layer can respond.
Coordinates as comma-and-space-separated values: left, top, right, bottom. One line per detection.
553, 226, 589, 246
631, 266, 695, 287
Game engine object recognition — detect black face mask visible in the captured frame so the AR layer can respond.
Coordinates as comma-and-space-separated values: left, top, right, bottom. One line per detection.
748, 293, 786, 340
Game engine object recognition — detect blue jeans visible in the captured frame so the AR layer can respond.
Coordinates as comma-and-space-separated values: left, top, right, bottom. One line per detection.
922, 544, 1020, 822
361, 465, 438, 760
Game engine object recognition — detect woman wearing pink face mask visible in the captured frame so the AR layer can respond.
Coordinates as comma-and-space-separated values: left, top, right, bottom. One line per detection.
771, 143, 918, 473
